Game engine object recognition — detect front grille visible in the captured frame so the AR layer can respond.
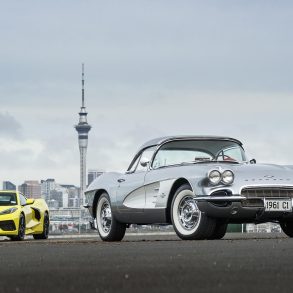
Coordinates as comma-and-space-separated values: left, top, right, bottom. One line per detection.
241, 187, 293, 199
0, 220, 16, 231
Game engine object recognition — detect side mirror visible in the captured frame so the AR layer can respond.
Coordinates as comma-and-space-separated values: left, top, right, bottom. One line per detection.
250, 159, 256, 164
26, 198, 35, 205
140, 157, 150, 167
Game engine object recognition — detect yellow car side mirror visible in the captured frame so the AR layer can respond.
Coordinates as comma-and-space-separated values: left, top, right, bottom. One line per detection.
26, 199, 35, 205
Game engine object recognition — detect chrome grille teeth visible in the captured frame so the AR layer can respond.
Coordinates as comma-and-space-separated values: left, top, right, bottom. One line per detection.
241, 188, 293, 198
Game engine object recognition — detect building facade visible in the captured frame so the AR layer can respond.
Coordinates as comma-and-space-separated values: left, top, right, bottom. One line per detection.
87, 169, 104, 186
3, 181, 16, 191
18, 180, 41, 199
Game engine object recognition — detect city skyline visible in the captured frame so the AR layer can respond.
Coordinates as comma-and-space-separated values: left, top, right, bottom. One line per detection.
1, 1, 293, 185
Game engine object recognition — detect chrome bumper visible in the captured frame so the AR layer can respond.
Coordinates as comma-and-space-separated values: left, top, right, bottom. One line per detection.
195, 196, 246, 202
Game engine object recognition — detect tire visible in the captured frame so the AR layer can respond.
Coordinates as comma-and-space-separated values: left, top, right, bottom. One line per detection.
11, 214, 26, 241
96, 193, 126, 241
208, 221, 228, 240
171, 184, 216, 240
280, 221, 293, 237
33, 212, 50, 240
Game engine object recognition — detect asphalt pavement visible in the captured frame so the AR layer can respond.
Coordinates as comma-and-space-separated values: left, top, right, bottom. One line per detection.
0, 233, 292, 293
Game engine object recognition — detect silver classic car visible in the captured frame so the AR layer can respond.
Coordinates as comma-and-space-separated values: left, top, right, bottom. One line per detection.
85, 136, 293, 241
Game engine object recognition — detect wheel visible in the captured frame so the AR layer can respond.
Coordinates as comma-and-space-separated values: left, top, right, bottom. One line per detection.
171, 184, 216, 240
11, 214, 26, 241
96, 193, 126, 241
207, 221, 228, 240
280, 221, 293, 237
33, 212, 49, 240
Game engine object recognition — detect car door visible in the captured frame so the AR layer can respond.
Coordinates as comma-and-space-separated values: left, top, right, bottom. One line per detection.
19, 193, 33, 229
116, 147, 156, 215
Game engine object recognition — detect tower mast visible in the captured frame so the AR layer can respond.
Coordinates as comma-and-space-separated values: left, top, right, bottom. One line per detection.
75, 63, 91, 207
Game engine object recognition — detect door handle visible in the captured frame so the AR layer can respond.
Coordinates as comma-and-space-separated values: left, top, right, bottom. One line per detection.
117, 179, 125, 183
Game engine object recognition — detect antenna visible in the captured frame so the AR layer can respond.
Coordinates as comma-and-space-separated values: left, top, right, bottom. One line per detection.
82, 63, 85, 107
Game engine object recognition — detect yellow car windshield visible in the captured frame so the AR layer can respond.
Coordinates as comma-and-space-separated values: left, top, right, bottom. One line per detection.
0, 193, 17, 206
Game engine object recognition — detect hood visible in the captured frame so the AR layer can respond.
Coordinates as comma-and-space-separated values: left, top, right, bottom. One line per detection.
230, 163, 293, 184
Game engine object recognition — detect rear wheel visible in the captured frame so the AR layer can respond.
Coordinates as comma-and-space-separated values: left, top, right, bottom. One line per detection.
11, 214, 25, 241
33, 212, 49, 240
280, 221, 293, 237
208, 221, 228, 240
171, 184, 216, 240
96, 193, 126, 241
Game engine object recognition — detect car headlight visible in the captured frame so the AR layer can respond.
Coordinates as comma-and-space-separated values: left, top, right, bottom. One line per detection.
222, 170, 234, 185
208, 170, 222, 185
0, 207, 18, 215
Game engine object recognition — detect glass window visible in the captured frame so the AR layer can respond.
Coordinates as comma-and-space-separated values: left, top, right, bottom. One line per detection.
136, 147, 156, 172
128, 155, 141, 173
153, 149, 213, 169
0, 192, 17, 206
216, 147, 245, 162
152, 140, 246, 169
19, 193, 27, 206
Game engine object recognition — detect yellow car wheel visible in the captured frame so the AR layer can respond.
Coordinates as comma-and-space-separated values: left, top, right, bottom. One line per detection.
11, 214, 25, 241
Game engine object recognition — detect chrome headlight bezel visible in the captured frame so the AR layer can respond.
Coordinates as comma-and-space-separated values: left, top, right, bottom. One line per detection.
208, 170, 222, 185
221, 170, 234, 185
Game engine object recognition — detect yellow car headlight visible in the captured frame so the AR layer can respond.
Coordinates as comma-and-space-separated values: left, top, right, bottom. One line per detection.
0, 207, 18, 215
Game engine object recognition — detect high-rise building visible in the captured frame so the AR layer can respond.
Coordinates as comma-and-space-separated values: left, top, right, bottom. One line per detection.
18, 180, 41, 199
75, 64, 91, 206
3, 181, 16, 191
87, 170, 104, 186
41, 178, 56, 200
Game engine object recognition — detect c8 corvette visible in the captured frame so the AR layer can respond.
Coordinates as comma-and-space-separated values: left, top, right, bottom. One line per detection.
0, 191, 49, 241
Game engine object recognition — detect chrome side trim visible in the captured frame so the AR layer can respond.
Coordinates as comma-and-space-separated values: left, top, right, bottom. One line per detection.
195, 196, 246, 202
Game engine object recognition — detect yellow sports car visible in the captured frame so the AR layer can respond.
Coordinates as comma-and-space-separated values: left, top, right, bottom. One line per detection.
0, 190, 49, 241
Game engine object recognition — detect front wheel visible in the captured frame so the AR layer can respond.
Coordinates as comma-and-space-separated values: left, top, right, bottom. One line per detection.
96, 193, 126, 241
280, 221, 293, 237
171, 184, 216, 240
11, 214, 25, 241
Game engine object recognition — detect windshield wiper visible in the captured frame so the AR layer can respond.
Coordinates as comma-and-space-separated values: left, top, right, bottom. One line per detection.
211, 159, 240, 164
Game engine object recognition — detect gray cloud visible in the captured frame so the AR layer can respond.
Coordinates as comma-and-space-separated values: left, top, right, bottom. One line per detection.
1, 1, 293, 185
0, 112, 22, 138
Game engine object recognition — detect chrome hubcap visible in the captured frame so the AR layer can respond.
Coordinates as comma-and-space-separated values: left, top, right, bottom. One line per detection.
178, 196, 200, 230
100, 201, 112, 234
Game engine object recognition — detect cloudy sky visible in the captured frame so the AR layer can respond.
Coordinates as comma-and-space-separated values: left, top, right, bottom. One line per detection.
0, 0, 293, 186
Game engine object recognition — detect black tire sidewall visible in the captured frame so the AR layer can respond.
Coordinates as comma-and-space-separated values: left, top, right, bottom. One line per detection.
280, 221, 293, 237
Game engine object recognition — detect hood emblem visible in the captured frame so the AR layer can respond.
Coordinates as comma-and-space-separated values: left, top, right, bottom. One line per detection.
264, 175, 275, 179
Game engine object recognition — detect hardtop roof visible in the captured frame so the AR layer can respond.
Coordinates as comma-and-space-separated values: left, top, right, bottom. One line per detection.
138, 135, 243, 153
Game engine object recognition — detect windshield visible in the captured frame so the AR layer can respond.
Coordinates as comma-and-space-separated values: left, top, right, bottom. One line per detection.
152, 139, 246, 169
0, 192, 18, 206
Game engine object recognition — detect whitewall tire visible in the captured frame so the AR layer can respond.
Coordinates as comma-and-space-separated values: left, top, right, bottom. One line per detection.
171, 184, 216, 240
96, 193, 126, 241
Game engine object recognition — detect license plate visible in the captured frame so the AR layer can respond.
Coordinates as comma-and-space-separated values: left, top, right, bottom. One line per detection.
264, 199, 292, 211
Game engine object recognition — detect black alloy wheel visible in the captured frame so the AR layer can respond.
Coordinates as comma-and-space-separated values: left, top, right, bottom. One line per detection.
11, 214, 25, 241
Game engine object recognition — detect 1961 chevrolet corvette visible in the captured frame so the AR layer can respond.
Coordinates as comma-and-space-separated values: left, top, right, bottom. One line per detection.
85, 136, 293, 241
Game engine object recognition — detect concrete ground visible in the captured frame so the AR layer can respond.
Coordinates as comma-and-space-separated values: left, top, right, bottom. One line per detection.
0, 233, 292, 293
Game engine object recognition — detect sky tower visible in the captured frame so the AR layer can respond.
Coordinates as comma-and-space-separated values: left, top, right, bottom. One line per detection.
75, 64, 91, 206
